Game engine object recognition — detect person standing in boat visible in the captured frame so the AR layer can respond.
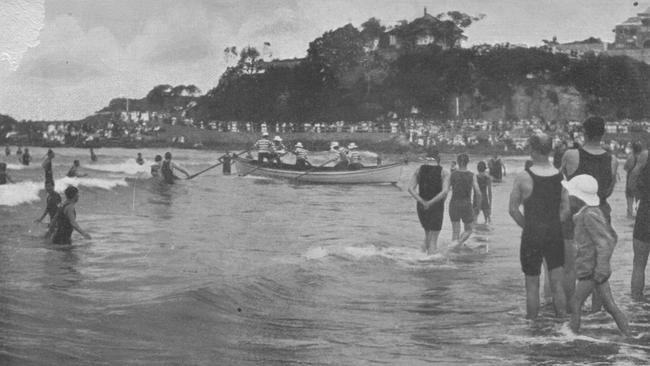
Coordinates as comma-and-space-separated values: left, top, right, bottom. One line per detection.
271, 136, 287, 166
160, 152, 190, 184
449, 153, 481, 249
21, 148, 31, 166
47, 185, 91, 245
293, 142, 311, 170
42, 149, 55, 187
408, 149, 449, 254
218, 151, 235, 175
509, 132, 569, 319
347, 143, 363, 170
253, 132, 274, 165
66, 160, 87, 178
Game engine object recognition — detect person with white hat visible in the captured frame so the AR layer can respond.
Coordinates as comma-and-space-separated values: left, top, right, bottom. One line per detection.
293, 142, 310, 170
271, 135, 287, 166
332, 143, 349, 171
564, 174, 629, 335
347, 142, 363, 170
253, 131, 273, 165
509, 132, 568, 319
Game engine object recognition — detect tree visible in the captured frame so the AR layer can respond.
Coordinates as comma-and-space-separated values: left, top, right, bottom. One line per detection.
307, 24, 364, 77
146, 84, 173, 108
238, 46, 262, 74
360, 17, 385, 44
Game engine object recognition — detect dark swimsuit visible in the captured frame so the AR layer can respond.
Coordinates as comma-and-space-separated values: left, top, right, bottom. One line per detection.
416, 165, 444, 231
520, 168, 565, 276
161, 160, 177, 184
51, 202, 74, 245
449, 170, 474, 224
634, 158, 650, 243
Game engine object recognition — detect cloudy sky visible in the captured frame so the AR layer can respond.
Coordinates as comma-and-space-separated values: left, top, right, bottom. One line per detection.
0, 0, 643, 121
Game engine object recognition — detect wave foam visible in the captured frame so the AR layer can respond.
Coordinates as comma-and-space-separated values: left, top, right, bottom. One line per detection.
56, 176, 129, 191
86, 159, 150, 175
0, 181, 43, 206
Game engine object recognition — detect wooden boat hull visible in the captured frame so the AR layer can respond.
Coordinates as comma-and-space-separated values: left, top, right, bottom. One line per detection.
235, 158, 403, 184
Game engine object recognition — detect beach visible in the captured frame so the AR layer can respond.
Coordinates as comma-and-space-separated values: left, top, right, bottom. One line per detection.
1, 147, 649, 365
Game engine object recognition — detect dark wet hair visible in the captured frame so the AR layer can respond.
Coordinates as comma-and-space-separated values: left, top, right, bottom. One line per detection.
154, 155, 162, 162
47, 149, 54, 157
632, 141, 643, 154
164, 152, 172, 159
457, 153, 469, 167
529, 133, 553, 155
64, 185, 78, 199
477, 161, 486, 172
583, 116, 605, 140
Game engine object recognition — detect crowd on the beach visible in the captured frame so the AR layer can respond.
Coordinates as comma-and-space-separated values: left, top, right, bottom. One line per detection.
408, 116, 650, 336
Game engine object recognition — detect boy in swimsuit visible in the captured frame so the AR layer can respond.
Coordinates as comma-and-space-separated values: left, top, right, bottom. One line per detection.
564, 175, 629, 335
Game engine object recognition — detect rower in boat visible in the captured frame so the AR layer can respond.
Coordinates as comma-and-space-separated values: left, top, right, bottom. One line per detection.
347, 142, 364, 170
332, 142, 349, 171
293, 142, 311, 170
271, 136, 287, 166
253, 132, 274, 165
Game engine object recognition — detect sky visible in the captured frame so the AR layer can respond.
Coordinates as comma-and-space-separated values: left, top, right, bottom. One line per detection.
0, 0, 645, 121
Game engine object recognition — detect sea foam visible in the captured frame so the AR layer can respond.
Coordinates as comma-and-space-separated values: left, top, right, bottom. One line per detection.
0, 181, 43, 206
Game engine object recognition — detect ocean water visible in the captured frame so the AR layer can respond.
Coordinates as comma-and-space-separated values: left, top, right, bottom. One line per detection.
1, 147, 649, 365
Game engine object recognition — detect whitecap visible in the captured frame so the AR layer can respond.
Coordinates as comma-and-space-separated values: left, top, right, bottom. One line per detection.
0, 181, 42, 206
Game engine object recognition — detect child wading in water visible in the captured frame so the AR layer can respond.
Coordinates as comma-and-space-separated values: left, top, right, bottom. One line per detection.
475, 161, 492, 224
564, 175, 629, 335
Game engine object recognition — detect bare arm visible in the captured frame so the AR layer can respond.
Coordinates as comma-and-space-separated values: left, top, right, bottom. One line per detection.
65, 206, 91, 239
172, 162, 191, 178
559, 187, 570, 223
472, 174, 482, 207
509, 173, 526, 228
407, 168, 425, 205
487, 177, 492, 206
604, 156, 618, 198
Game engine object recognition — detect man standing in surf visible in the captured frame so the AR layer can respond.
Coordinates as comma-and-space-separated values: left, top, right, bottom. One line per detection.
509, 133, 569, 319
630, 145, 650, 300
448, 153, 481, 249
408, 149, 449, 255
161, 152, 191, 183
48, 186, 91, 245
42, 149, 55, 187
561, 116, 617, 311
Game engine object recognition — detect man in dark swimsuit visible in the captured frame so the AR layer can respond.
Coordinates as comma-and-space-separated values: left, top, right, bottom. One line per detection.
488, 154, 505, 183
35, 181, 61, 225
21, 148, 31, 166
509, 132, 569, 319
449, 153, 481, 248
561, 116, 618, 310
408, 149, 450, 254
160, 152, 191, 184
218, 152, 234, 175
630, 148, 650, 300
48, 186, 91, 244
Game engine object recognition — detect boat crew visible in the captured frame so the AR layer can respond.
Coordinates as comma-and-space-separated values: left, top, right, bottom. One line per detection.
253, 132, 274, 164
347, 142, 363, 170
271, 135, 287, 166
333, 143, 349, 171
293, 142, 311, 170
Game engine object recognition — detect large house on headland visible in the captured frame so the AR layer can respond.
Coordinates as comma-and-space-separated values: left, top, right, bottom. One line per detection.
611, 7, 650, 49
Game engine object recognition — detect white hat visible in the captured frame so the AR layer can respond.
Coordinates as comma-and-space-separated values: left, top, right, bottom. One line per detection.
274, 136, 282, 142
262, 132, 269, 137
295, 142, 303, 148
347, 142, 358, 149
561, 174, 600, 206
330, 141, 339, 148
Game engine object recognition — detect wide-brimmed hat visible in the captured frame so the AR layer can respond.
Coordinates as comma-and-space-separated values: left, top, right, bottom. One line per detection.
274, 136, 282, 142
561, 174, 600, 206
295, 142, 303, 148
347, 142, 358, 149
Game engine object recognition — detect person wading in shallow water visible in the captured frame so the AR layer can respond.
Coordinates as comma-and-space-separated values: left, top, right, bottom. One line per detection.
509, 132, 569, 319
48, 185, 91, 245
448, 153, 481, 249
35, 181, 61, 225
42, 149, 55, 187
408, 149, 449, 254
160, 152, 190, 184
630, 147, 650, 300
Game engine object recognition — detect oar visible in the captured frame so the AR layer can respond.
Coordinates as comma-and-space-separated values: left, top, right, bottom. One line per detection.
292, 157, 338, 182
187, 149, 251, 180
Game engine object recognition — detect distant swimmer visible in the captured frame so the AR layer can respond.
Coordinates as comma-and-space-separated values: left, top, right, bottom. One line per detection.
509, 132, 568, 319
42, 149, 55, 187
449, 153, 481, 249
4, 145, 10, 156
475, 161, 492, 224
16, 146, 22, 156
47, 186, 91, 244
347, 143, 364, 170
66, 160, 87, 178
488, 154, 505, 182
150, 155, 162, 177
90, 148, 97, 162
564, 175, 629, 335
21, 148, 31, 166
136, 153, 145, 165
35, 181, 61, 225
160, 152, 190, 184
0, 162, 14, 184
293, 143, 311, 170
408, 149, 449, 254
253, 132, 273, 164
218, 151, 234, 175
